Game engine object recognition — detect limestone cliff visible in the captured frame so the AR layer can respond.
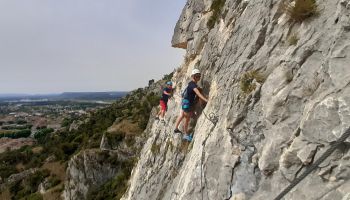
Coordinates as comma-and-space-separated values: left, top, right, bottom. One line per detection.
122, 0, 350, 199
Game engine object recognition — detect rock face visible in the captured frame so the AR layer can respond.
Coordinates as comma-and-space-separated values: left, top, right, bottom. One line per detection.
62, 150, 120, 200
122, 0, 350, 199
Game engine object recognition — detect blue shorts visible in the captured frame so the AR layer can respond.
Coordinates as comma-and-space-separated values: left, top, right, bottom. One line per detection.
181, 99, 192, 113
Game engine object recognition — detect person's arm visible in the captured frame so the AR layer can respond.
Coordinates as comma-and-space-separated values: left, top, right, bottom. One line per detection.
163, 90, 172, 96
193, 88, 208, 102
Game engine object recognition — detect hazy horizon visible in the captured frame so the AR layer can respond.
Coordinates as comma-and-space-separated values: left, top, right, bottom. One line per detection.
0, 0, 186, 94
0, 91, 130, 96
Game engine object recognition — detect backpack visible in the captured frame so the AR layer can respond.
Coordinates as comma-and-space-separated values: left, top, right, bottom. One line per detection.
181, 87, 188, 99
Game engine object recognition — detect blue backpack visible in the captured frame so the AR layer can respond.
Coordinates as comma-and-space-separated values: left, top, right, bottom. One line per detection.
181, 85, 190, 110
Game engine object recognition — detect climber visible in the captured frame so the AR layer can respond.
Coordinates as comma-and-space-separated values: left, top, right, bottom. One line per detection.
156, 81, 173, 123
174, 69, 208, 142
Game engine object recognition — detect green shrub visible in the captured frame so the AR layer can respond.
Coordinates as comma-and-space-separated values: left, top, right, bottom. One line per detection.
0, 129, 31, 139
288, 33, 299, 45
9, 180, 23, 196
283, 0, 318, 22
27, 193, 43, 200
61, 118, 74, 127
47, 175, 61, 188
105, 131, 125, 148
0, 164, 18, 179
26, 155, 45, 169
61, 142, 79, 157
34, 128, 54, 144
10, 170, 49, 199
16, 119, 27, 124
26, 170, 50, 192
207, 0, 226, 29
151, 141, 161, 155
162, 72, 174, 81
36, 126, 47, 130
125, 136, 135, 147
16, 129, 32, 138
240, 70, 265, 95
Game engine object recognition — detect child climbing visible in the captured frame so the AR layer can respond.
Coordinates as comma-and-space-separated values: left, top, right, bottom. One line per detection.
156, 81, 173, 123
174, 69, 208, 142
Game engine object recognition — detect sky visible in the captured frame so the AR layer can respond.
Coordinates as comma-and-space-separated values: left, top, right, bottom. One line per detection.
0, 0, 186, 94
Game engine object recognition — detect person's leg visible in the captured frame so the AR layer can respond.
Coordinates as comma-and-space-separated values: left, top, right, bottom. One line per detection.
183, 111, 191, 134
175, 110, 184, 130
161, 103, 167, 119
155, 106, 161, 120
159, 100, 166, 119
160, 110, 165, 118
182, 106, 193, 141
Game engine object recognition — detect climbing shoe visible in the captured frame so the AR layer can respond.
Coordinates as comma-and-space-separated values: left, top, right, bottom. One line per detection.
174, 128, 182, 134
160, 119, 166, 124
155, 116, 159, 120
182, 134, 193, 142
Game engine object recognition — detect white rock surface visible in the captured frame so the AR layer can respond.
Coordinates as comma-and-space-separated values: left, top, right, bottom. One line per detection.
122, 0, 350, 199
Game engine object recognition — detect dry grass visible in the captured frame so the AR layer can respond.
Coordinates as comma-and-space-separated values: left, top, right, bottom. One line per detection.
107, 120, 142, 136
32, 146, 44, 154
42, 162, 66, 181
0, 189, 11, 200
283, 0, 318, 22
16, 162, 25, 171
0, 130, 15, 134
179, 141, 191, 154
42, 184, 64, 200
41, 162, 66, 200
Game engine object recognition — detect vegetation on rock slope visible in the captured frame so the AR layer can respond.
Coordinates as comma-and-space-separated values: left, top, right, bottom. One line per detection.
0, 72, 173, 199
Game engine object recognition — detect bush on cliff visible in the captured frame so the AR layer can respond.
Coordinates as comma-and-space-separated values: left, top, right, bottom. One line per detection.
207, 0, 226, 29
283, 0, 318, 22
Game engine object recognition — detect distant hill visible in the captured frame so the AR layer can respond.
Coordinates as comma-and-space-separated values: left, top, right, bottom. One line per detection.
0, 92, 129, 102
0, 94, 29, 98
57, 92, 129, 100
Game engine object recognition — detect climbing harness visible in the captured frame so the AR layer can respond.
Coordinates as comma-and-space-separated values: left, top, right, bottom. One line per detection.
274, 127, 350, 200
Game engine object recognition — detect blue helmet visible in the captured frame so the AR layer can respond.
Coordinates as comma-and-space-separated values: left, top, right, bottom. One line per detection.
166, 81, 173, 86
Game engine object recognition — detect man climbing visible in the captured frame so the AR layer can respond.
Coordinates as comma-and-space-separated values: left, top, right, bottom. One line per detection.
156, 81, 173, 123
174, 69, 208, 142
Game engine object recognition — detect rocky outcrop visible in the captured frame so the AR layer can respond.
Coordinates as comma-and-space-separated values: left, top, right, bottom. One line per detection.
62, 149, 121, 200
6, 168, 39, 185
122, 0, 350, 199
